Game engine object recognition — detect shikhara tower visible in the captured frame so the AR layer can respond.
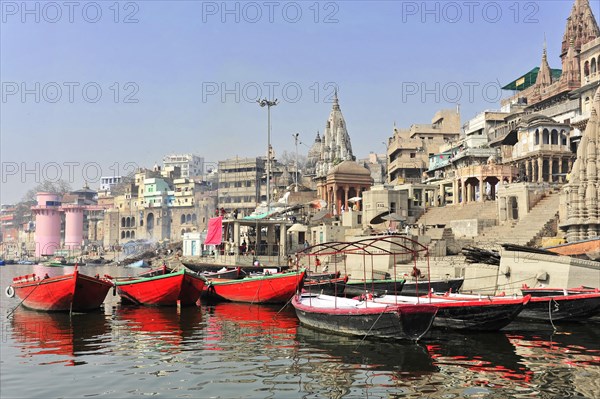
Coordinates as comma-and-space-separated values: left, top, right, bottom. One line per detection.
562, 88, 600, 240
314, 91, 355, 179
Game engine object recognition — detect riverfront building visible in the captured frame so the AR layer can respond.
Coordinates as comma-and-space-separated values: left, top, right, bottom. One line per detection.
163, 154, 204, 178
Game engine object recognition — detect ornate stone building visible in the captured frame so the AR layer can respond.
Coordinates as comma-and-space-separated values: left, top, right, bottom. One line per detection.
561, 88, 600, 240
304, 132, 322, 179
504, 114, 573, 183
491, 0, 599, 184
501, 0, 599, 113
313, 91, 355, 180
318, 161, 373, 216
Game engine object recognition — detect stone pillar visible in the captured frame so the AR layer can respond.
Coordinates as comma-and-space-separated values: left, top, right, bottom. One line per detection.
452, 179, 458, 205
479, 177, 485, 202
460, 179, 466, 205
343, 185, 350, 212
332, 185, 338, 215
279, 222, 287, 259
567, 157, 573, 173
538, 157, 544, 183
233, 221, 240, 254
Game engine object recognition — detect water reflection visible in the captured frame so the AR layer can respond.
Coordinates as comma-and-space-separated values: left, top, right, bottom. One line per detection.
296, 326, 438, 399
198, 303, 301, 399
3, 263, 600, 398
10, 308, 109, 366
113, 305, 203, 352
507, 323, 600, 398
426, 330, 533, 393
203, 302, 298, 350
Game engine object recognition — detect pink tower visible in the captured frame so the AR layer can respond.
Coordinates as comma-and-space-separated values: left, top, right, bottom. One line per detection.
32, 192, 62, 258
63, 205, 84, 250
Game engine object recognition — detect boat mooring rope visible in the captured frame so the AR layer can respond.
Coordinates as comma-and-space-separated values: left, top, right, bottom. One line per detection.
354, 308, 388, 350
5, 280, 44, 319
548, 298, 558, 331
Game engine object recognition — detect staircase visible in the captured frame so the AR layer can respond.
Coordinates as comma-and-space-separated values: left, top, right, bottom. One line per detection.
417, 201, 499, 226
477, 191, 561, 249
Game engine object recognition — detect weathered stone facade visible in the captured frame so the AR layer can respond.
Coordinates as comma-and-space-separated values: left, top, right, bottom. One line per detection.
561, 88, 600, 240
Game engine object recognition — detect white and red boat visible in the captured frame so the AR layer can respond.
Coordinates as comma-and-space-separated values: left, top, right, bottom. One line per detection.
425, 292, 600, 323
292, 292, 438, 341
372, 293, 530, 331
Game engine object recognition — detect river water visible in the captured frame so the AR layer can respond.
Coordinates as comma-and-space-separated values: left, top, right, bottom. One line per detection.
1, 264, 599, 398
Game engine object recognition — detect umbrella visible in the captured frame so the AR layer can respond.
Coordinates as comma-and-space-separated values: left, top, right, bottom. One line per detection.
381, 213, 406, 222
308, 199, 327, 209
370, 210, 391, 225
348, 196, 362, 202
287, 223, 308, 233
310, 209, 330, 222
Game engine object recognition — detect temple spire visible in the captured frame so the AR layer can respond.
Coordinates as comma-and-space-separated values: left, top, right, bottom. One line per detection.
536, 41, 553, 86
332, 88, 340, 111
561, 0, 600, 57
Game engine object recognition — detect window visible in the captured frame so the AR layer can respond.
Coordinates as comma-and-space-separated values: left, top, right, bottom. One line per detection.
410, 153, 416, 158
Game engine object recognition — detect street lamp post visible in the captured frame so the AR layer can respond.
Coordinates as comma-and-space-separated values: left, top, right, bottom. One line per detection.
292, 133, 300, 192
382, 141, 389, 184
257, 98, 278, 211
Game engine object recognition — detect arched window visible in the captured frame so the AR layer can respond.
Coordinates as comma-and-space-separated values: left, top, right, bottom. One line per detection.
147, 213, 155, 231
551, 129, 559, 145
180, 214, 186, 224
542, 129, 550, 144
186, 214, 192, 223
121, 231, 125, 239
561, 130, 567, 146
534, 129, 540, 145
592, 58, 598, 75
121, 217, 126, 227
192, 214, 197, 223
125, 231, 130, 238
126, 217, 131, 227
584, 60, 590, 77
131, 231, 135, 239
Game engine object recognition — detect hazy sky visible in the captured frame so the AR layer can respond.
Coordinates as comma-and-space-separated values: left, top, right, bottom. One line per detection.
1, 0, 598, 204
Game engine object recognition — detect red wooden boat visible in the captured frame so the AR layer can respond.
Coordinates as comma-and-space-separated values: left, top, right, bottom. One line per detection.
113, 268, 207, 306
205, 269, 306, 303
6, 269, 113, 312
428, 292, 600, 323
521, 284, 599, 297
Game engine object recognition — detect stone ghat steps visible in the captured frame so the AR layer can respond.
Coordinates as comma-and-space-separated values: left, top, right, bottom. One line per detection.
476, 192, 561, 249
417, 201, 499, 226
